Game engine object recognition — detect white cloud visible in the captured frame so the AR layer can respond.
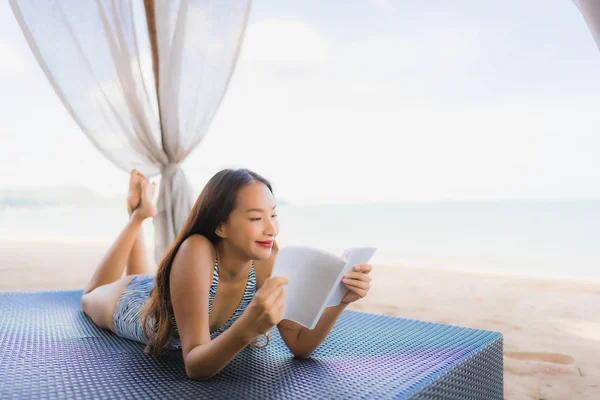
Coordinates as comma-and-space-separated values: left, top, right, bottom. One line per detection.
242, 19, 330, 66
344, 12, 482, 75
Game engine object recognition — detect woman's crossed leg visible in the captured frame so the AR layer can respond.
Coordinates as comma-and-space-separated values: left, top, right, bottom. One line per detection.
80, 169, 156, 332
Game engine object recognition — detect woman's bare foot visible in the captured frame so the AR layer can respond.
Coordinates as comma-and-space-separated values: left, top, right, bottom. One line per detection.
131, 179, 157, 221
127, 169, 145, 215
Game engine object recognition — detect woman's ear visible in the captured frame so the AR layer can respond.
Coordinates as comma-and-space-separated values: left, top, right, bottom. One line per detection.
215, 223, 227, 239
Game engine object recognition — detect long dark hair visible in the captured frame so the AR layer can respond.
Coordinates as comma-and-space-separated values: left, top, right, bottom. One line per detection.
141, 168, 276, 355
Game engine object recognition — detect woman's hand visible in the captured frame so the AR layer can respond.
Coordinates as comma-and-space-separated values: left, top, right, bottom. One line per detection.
340, 264, 372, 305
241, 276, 289, 336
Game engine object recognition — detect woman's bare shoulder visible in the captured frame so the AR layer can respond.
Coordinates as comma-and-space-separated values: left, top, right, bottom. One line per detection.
179, 234, 216, 257
171, 234, 216, 288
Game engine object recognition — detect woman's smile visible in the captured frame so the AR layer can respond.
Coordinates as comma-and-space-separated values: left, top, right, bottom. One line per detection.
256, 240, 273, 248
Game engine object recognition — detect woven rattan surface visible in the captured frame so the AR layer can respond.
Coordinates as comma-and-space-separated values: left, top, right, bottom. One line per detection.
0, 289, 503, 399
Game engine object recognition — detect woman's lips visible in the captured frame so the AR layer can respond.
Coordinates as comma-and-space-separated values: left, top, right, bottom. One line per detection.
256, 240, 273, 248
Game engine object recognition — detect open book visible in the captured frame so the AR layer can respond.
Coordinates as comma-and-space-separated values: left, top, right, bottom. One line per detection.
271, 246, 377, 330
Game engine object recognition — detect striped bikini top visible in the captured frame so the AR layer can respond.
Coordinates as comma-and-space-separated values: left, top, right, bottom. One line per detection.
207, 255, 256, 337
171, 255, 256, 338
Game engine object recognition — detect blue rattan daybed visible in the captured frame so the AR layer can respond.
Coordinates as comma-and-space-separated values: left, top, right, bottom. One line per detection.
0, 289, 503, 399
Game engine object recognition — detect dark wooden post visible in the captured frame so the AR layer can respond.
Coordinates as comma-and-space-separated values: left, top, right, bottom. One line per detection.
143, 0, 165, 149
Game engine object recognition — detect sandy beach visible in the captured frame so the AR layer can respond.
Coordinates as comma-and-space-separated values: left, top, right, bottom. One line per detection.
1, 238, 598, 400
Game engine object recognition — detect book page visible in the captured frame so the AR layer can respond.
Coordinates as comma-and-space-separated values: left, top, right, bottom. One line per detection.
324, 247, 377, 308
271, 247, 345, 329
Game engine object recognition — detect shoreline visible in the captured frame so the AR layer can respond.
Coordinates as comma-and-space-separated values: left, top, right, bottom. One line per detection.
1, 235, 598, 284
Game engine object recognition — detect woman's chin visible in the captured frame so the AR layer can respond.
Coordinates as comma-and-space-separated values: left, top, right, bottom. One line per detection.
252, 247, 272, 260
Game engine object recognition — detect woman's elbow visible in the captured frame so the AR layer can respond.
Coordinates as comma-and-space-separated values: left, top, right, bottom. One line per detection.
286, 341, 314, 359
185, 366, 217, 381
291, 349, 313, 359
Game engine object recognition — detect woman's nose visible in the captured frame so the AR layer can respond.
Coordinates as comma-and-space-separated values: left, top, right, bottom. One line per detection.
264, 217, 278, 236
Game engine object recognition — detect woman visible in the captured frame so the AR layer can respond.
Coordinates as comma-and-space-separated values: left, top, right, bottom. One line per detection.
81, 168, 373, 381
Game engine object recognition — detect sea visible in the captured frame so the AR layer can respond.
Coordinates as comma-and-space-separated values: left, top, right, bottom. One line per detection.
0, 199, 598, 279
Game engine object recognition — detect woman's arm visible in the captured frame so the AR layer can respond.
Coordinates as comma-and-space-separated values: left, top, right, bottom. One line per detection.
184, 318, 257, 380
255, 244, 370, 359
170, 235, 258, 381
277, 264, 373, 358
256, 242, 347, 358
277, 303, 347, 359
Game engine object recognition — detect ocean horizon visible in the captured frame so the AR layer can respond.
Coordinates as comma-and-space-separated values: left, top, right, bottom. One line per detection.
0, 199, 598, 279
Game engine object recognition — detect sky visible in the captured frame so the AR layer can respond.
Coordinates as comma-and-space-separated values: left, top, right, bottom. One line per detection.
1, 0, 600, 205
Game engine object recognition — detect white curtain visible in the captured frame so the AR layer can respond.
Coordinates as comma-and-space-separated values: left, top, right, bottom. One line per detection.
9, 0, 252, 261
574, 0, 600, 50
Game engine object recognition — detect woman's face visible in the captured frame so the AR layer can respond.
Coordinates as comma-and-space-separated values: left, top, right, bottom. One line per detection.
218, 181, 279, 260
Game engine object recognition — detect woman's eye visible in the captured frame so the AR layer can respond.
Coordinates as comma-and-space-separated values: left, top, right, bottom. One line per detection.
250, 215, 277, 221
